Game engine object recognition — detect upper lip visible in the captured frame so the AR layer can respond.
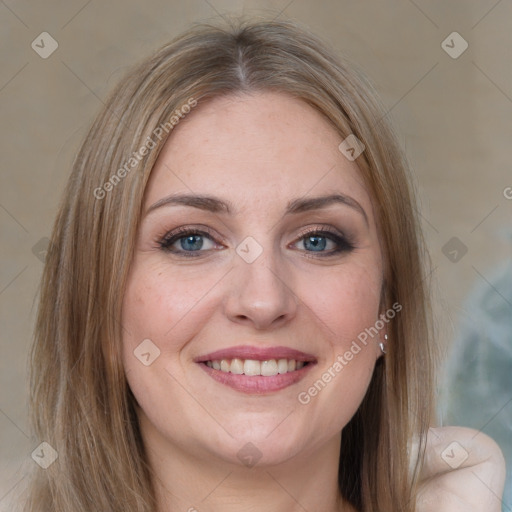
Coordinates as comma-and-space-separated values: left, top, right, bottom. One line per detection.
195, 345, 317, 363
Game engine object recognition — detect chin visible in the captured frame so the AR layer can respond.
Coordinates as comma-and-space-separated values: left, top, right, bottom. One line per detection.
214, 436, 305, 469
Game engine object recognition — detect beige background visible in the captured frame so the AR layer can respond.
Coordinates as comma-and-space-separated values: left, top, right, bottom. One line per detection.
1, 0, 511, 509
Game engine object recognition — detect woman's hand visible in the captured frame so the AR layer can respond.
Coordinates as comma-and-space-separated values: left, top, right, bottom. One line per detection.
416, 426, 506, 512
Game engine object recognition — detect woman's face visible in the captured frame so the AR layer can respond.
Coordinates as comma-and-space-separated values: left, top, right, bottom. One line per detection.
121, 91, 385, 467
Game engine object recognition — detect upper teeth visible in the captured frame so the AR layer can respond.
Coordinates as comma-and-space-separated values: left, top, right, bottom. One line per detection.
205, 358, 305, 376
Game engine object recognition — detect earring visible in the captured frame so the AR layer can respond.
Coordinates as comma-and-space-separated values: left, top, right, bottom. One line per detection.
379, 334, 388, 354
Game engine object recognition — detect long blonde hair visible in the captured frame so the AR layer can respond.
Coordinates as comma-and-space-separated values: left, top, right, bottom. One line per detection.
25, 17, 435, 512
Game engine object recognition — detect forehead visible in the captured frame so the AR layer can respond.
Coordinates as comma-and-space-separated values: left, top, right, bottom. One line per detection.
144, 91, 371, 216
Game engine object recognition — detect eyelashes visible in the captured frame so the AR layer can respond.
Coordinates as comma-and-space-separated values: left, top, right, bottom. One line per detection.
156, 225, 356, 259
294, 226, 356, 256
157, 226, 221, 257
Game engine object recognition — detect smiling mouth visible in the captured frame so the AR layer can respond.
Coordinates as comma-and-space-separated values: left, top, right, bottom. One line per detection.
195, 345, 316, 394
204, 358, 308, 376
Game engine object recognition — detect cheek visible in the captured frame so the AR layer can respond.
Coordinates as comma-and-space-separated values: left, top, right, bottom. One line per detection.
302, 258, 383, 346
120, 261, 225, 438
121, 262, 221, 358
293, 261, 382, 430
119, 262, 218, 417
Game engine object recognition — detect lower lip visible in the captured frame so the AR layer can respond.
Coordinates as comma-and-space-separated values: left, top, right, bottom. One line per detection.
197, 362, 315, 394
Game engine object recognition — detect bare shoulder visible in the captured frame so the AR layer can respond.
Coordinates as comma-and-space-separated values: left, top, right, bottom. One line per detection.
424, 426, 506, 470
417, 426, 506, 512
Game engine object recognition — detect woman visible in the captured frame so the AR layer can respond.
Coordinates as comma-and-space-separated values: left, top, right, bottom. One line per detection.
25, 18, 505, 512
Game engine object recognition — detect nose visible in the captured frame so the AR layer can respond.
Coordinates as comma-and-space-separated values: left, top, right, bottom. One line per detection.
223, 245, 299, 330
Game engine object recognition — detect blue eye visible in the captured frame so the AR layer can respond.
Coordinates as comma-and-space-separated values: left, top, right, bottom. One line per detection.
158, 228, 218, 257
157, 227, 355, 257
301, 234, 333, 252
293, 230, 355, 256
177, 233, 207, 251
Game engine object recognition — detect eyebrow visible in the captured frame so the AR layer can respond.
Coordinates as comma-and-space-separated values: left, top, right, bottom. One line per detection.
145, 193, 368, 225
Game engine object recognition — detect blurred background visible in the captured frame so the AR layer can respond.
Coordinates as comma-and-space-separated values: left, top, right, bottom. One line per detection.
1, 0, 511, 509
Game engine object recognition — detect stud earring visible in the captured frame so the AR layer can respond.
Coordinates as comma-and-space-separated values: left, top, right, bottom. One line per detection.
379, 334, 388, 354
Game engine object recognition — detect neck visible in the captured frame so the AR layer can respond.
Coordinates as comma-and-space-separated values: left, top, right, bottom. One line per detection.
138, 412, 352, 512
